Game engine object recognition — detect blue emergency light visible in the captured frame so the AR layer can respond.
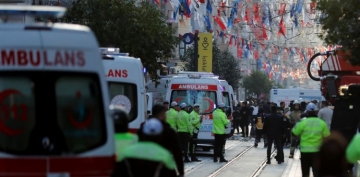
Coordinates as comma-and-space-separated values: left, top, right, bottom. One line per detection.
0, 5, 66, 18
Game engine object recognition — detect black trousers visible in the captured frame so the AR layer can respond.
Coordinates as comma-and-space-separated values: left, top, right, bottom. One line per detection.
255, 129, 267, 144
178, 132, 190, 158
240, 119, 249, 137
213, 134, 226, 159
189, 132, 198, 157
300, 152, 319, 177
267, 136, 284, 162
234, 119, 241, 133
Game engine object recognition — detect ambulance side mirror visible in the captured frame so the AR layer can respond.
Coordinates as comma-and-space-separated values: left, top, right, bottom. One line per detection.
110, 105, 130, 133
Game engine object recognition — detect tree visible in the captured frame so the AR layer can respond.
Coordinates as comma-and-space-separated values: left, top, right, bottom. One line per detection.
180, 42, 242, 90
62, 0, 179, 80
316, 0, 360, 65
242, 71, 272, 96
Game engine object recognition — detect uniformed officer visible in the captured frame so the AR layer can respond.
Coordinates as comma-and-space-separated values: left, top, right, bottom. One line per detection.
177, 103, 192, 162
212, 103, 230, 163
166, 101, 179, 130
189, 103, 202, 162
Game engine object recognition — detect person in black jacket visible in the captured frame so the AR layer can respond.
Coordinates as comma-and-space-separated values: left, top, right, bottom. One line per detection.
137, 104, 184, 177
263, 106, 285, 164
233, 102, 242, 134
240, 101, 251, 138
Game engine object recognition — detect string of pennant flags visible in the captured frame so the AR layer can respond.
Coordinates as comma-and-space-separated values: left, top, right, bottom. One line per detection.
160, 0, 332, 83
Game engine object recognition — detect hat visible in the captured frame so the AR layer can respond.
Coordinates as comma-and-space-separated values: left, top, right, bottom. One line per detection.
171, 101, 178, 107
193, 103, 200, 107
218, 103, 225, 108
306, 103, 318, 111
163, 100, 169, 104
293, 100, 300, 104
180, 103, 187, 108
311, 100, 318, 104
143, 118, 163, 136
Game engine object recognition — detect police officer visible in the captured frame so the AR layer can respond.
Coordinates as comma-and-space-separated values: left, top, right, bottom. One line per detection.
177, 103, 192, 162
166, 101, 179, 130
289, 100, 302, 158
112, 118, 177, 177
212, 103, 230, 163
189, 103, 202, 162
111, 105, 138, 162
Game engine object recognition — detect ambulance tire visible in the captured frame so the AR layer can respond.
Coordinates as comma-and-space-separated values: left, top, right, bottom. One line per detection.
202, 147, 211, 151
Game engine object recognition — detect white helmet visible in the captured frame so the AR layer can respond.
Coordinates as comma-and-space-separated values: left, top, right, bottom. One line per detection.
293, 100, 300, 104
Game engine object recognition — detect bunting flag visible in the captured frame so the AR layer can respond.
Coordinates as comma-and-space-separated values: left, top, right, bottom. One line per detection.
213, 16, 227, 30
278, 17, 286, 37
278, 3, 286, 15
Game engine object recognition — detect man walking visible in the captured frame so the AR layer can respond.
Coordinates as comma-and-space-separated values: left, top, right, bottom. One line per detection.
177, 103, 192, 162
317, 101, 333, 129
289, 100, 302, 158
251, 101, 259, 138
189, 103, 202, 162
240, 101, 251, 138
292, 103, 330, 177
212, 103, 230, 163
263, 106, 285, 164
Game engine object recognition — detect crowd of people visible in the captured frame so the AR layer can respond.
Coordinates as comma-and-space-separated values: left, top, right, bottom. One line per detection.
234, 99, 360, 177
110, 98, 360, 177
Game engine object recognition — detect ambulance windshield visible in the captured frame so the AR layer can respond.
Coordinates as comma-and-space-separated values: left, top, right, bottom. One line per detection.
170, 90, 217, 114
0, 72, 106, 155
108, 82, 138, 122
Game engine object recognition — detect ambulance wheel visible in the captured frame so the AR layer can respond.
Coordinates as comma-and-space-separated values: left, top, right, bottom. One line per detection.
202, 147, 211, 151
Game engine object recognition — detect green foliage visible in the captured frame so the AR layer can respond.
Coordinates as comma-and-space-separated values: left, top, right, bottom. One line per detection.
180, 43, 242, 90
242, 71, 272, 96
62, 0, 179, 80
316, 0, 360, 65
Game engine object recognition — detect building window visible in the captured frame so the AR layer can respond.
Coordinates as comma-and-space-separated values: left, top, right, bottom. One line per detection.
179, 41, 185, 57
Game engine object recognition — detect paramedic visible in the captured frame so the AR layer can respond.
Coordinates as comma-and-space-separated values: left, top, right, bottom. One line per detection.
212, 103, 230, 163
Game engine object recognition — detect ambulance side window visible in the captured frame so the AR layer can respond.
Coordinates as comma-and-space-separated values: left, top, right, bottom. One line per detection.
55, 76, 106, 153
108, 82, 138, 122
0, 77, 36, 153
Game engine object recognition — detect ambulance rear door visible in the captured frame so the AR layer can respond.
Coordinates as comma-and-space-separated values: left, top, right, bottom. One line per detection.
103, 56, 146, 133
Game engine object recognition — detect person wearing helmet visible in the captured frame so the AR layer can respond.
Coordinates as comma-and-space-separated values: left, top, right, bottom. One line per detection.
189, 103, 202, 162
289, 100, 302, 158
212, 103, 230, 163
112, 118, 177, 177
111, 105, 139, 162
177, 103, 192, 162
166, 101, 179, 130
292, 103, 330, 177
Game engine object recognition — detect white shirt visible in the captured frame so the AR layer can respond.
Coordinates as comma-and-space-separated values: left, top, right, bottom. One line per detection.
252, 106, 258, 115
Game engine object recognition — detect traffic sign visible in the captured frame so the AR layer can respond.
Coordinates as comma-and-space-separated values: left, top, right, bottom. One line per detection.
182, 33, 194, 45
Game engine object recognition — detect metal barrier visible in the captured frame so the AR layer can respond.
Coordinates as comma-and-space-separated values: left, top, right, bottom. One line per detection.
354, 160, 360, 177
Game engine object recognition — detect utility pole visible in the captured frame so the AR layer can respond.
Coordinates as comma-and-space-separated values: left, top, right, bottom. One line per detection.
193, 30, 199, 71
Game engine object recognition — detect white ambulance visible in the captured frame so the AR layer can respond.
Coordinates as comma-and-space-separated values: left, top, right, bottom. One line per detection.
165, 72, 233, 150
0, 6, 115, 176
220, 80, 235, 110
102, 49, 147, 133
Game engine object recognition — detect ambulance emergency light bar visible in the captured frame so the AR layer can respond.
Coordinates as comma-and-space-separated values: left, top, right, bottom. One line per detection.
0, 5, 66, 18
99, 48, 120, 54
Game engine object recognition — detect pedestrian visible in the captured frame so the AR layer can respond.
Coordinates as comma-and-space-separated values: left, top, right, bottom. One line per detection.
277, 107, 290, 148
317, 101, 333, 129
166, 101, 179, 130
233, 102, 242, 134
189, 103, 202, 162
280, 101, 286, 112
112, 118, 177, 177
111, 105, 138, 162
163, 100, 170, 110
240, 101, 251, 138
292, 103, 330, 177
177, 103, 192, 162
137, 104, 184, 176
254, 108, 267, 148
289, 100, 302, 158
251, 101, 259, 138
316, 131, 348, 177
212, 103, 230, 163
263, 105, 285, 164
